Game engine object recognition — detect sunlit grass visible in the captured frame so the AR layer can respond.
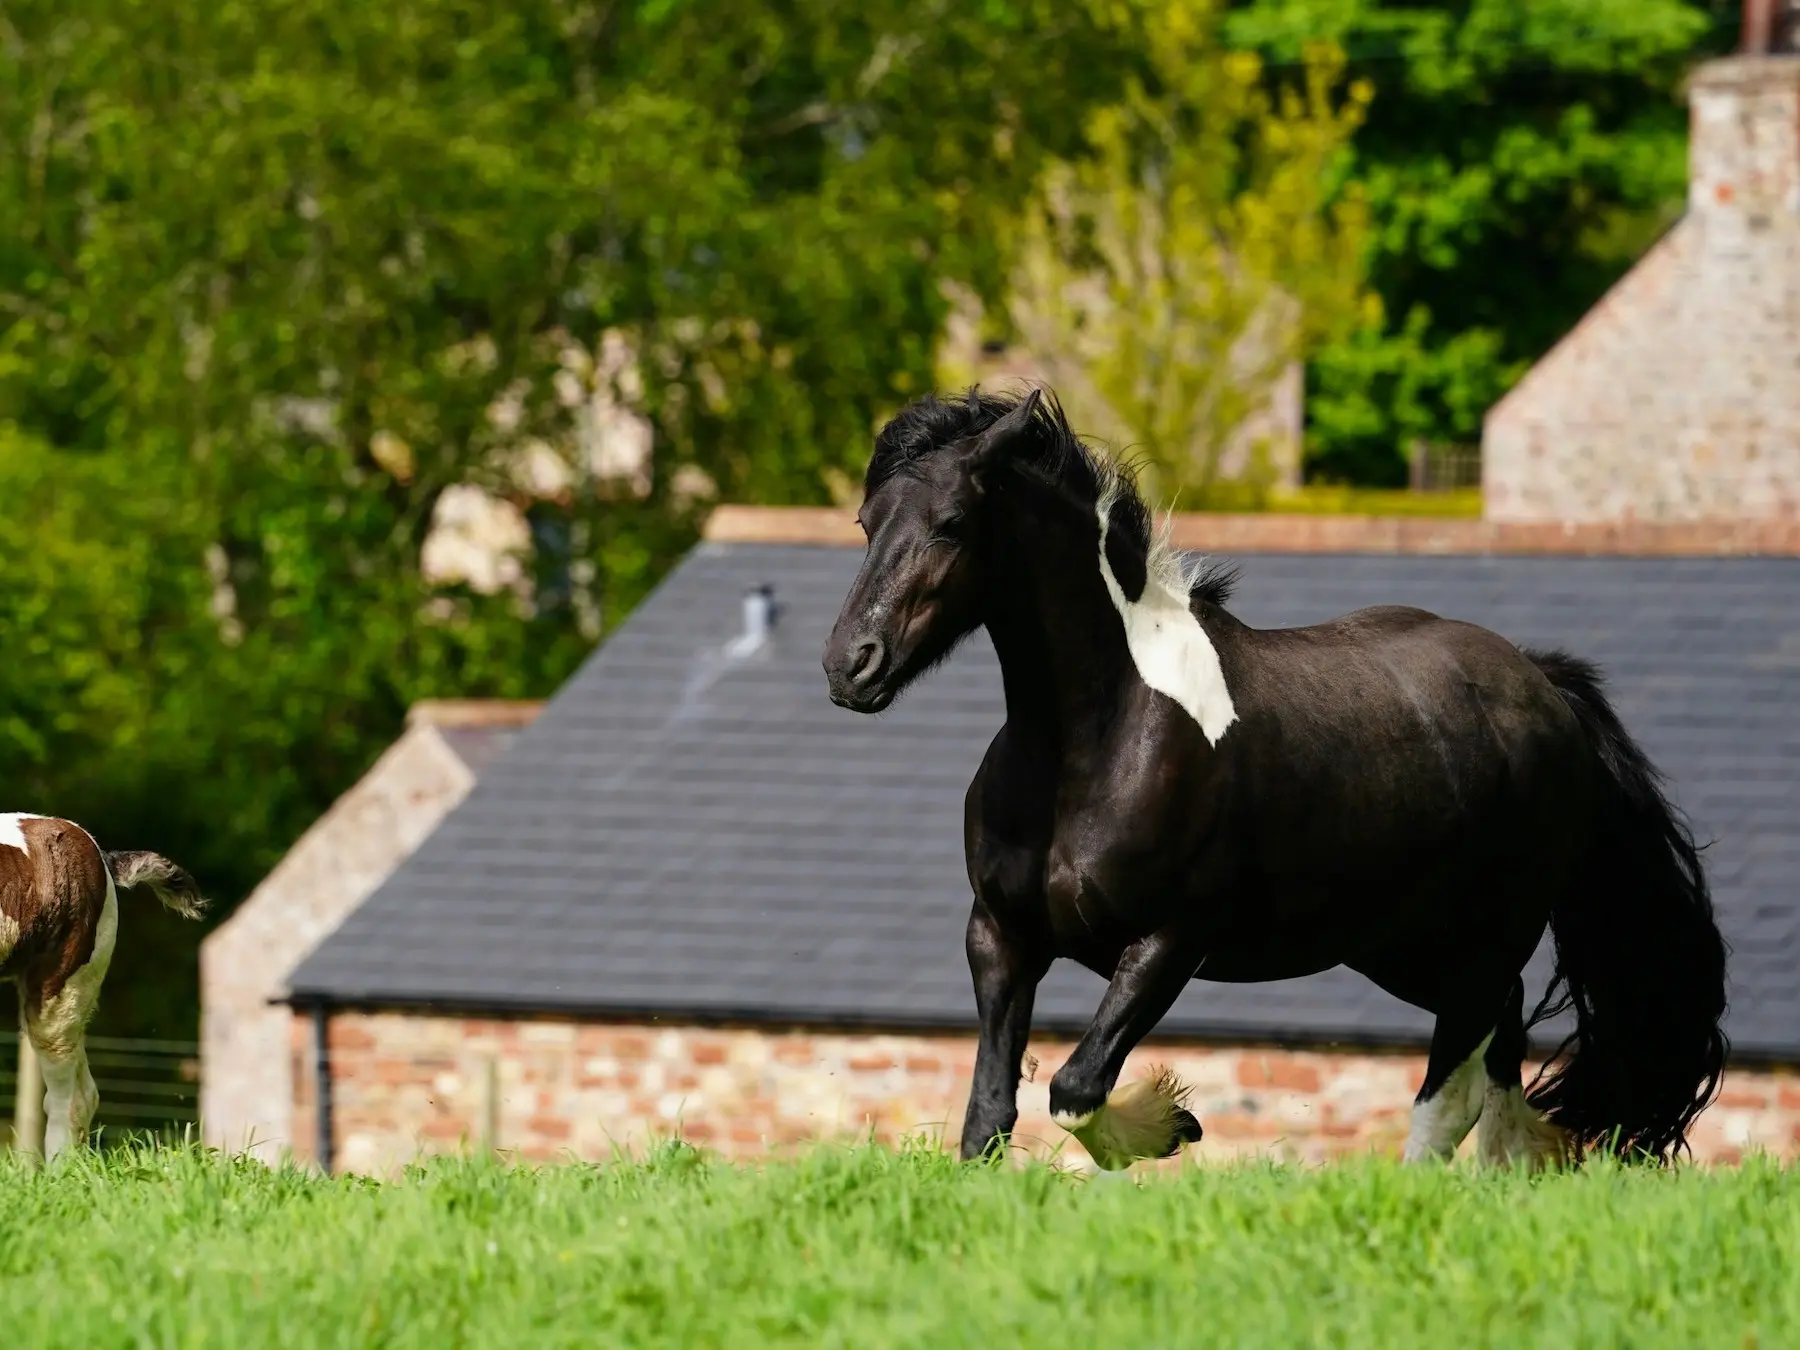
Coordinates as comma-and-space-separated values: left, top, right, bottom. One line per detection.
1173, 482, 1484, 517
1268, 485, 1484, 518
0, 1140, 1793, 1348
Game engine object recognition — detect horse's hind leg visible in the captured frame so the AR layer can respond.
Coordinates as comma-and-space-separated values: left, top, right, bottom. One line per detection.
1477, 979, 1573, 1170
1403, 1007, 1493, 1162
23, 877, 117, 1159
27, 1018, 99, 1160
1355, 947, 1510, 1161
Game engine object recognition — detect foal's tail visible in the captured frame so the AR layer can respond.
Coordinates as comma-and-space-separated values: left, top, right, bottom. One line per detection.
106, 851, 209, 920
1523, 649, 1728, 1163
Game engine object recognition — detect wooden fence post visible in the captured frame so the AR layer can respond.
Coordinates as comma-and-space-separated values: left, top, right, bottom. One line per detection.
482, 1053, 501, 1157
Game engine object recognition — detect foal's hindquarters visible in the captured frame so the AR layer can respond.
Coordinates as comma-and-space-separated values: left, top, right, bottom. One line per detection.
1, 814, 206, 1158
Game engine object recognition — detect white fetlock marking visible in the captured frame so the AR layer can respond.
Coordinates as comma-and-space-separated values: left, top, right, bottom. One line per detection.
1477, 1083, 1571, 1171
1055, 1104, 1131, 1172
1053, 1068, 1196, 1172
1402, 1032, 1492, 1163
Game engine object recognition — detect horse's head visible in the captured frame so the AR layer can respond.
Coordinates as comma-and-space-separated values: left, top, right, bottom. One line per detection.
823, 389, 1041, 713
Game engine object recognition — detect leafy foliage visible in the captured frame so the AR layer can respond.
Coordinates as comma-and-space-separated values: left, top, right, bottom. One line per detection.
1225, 0, 1738, 483
964, 6, 1372, 501
0, 0, 1145, 1034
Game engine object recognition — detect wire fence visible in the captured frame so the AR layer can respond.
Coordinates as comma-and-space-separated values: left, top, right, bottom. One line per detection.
2, 1031, 199, 1150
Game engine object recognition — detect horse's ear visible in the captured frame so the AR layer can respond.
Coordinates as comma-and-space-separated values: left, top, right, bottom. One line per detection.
966, 388, 1042, 492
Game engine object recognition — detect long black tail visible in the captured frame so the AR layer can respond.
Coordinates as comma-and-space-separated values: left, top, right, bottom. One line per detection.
1523, 649, 1728, 1163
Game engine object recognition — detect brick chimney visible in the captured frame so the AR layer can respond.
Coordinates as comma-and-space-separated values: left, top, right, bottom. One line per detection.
1742, 0, 1800, 55
1482, 7, 1800, 525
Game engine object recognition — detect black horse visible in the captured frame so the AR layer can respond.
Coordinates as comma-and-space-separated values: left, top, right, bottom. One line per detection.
823, 387, 1728, 1171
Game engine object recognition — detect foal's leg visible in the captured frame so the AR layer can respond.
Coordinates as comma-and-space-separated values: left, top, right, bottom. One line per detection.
24, 878, 117, 1160
1477, 979, 1574, 1170
29, 1021, 100, 1161
958, 903, 1049, 1161
1048, 927, 1206, 1170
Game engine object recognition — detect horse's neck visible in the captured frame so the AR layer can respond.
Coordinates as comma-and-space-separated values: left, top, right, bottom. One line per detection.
984, 499, 1130, 743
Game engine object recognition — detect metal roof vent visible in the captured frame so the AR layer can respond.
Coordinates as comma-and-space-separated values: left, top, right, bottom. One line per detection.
724, 584, 778, 658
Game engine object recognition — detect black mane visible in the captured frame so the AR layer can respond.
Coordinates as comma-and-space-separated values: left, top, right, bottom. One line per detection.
867, 388, 1238, 608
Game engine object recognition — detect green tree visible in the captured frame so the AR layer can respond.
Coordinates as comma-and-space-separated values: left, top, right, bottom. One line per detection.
1224, 0, 1738, 484
958, 8, 1370, 502
0, 0, 1166, 1037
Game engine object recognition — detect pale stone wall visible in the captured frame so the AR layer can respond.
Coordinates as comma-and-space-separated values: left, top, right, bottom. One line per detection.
1484, 57, 1800, 525
287, 1012, 1800, 1176
200, 702, 540, 1161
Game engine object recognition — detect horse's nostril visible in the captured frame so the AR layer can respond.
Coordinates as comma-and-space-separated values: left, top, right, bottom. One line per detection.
850, 639, 886, 687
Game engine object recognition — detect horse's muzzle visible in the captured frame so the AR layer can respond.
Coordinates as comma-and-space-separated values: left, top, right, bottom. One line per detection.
823, 633, 892, 712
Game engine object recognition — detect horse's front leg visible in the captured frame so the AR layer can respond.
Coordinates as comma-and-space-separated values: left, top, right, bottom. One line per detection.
1049, 925, 1207, 1170
958, 901, 1049, 1161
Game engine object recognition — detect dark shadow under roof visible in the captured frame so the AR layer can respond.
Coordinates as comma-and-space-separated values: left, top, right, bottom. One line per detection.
287, 543, 1800, 1060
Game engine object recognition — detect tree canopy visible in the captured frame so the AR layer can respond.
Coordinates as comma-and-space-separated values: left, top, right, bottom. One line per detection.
0, 0, 1171, 1035
1225, 0, 1738, 483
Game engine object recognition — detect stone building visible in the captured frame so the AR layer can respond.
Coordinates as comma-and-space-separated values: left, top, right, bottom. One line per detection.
196, 505, 1800, 1176
1484, 29, 1800, 524
199, 700, 540, 1161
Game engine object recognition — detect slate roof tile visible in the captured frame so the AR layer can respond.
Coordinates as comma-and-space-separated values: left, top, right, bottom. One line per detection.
287, 544, 1800, 1059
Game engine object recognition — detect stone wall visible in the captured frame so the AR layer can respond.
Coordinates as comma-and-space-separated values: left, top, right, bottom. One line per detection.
200, 702, 538, 1161
1484, 57, 1800, 525
287, 1011, 1800, 1176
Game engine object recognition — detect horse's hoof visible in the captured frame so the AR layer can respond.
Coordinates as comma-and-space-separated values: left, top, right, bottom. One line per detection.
1169, 1107, 1204, 1148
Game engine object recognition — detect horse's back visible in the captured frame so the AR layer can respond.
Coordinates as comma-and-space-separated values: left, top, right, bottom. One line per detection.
1225, 605, 1585, 845
0, 814, 110, 979
1239, 602, 1557, 716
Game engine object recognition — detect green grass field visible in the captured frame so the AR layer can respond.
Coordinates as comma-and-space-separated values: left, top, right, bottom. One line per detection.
1, 1142, 1795, 1349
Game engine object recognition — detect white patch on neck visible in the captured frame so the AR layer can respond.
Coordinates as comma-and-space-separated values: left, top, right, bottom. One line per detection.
0, 813, 43, 856
1094, 488, 1237, 745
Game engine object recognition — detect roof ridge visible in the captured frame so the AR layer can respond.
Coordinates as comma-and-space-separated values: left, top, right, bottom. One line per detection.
702, 504, 1800, 557
406, 699, 546, 730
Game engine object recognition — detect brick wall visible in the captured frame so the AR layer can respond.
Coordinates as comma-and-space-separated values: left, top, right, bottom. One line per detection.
288, 1011, 1800, 1176
1484, 57, 1800, 525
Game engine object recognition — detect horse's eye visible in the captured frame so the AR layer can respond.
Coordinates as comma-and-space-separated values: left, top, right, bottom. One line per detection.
935, 512, 967, 540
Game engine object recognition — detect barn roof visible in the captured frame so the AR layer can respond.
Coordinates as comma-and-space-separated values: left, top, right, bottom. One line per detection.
285, 530, 1800, 1061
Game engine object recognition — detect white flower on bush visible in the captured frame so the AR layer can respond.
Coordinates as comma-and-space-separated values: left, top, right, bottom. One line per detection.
420, 484, 532, 596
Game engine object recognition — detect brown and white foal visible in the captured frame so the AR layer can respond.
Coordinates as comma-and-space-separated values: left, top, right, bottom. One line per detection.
1, 814, 205, 1157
